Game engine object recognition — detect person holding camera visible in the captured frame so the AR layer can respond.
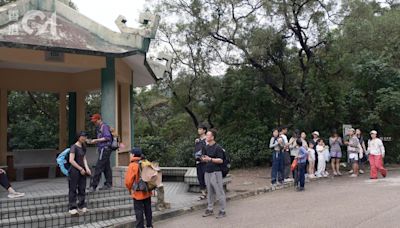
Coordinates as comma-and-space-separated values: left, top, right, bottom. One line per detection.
68, 131, 91, 215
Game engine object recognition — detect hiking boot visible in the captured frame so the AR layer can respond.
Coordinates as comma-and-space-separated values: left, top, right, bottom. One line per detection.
78, 207, 88, 213
8, 192, 25, 198
69, 209, 78, 215
216, 211, 226, 219
99, 185, 112, 191
202, 209, 214, 217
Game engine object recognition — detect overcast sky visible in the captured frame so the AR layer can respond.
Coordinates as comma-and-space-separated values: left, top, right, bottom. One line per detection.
73, 0, 146, 32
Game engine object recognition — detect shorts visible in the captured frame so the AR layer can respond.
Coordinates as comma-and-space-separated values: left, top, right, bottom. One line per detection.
330, 151, 342, 159
348, 153, 358, 163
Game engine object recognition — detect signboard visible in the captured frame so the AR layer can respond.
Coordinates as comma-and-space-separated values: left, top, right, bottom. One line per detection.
342, 124, 352, 139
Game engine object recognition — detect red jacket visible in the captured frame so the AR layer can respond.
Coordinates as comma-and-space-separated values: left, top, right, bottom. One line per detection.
124, 157, 152, 200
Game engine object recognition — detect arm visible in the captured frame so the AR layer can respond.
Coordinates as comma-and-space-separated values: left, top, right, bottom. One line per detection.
92, 125, 112, 143
83, 155, 91, 175
69, 148, 85, 174
338, 137, 343, 146
269, 138, 278, 149
379, 140, 385, 157
288, 138, 296, 149
348, 138, 359, 148
125, 163, 136, 192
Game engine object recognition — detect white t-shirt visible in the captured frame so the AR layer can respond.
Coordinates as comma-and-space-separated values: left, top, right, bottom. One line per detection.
308, 148, 316, 161
368, 138, 385, 156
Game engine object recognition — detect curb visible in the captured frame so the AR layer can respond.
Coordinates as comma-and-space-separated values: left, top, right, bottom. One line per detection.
113, 181, 299, 228
114, 167, 400, 227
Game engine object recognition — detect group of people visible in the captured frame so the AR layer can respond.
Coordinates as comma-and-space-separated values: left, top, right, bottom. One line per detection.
270, 126, 387, 191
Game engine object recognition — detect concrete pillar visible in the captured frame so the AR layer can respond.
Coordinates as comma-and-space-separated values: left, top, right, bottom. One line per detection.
101, 57, 116, 166
76, 91, 86, 132
68, 92, 77, 146
130, 84, 135, 149
120, 83, 131, 149
59, 92, 67, 150
0, 89, 7, 166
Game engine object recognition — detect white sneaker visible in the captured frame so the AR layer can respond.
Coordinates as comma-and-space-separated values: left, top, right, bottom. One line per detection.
69, 209, 78, 215
349, 170, 354, 174
333, 172, 338, 176
350, 174, 358, 177
8, 192, 25, 198
78, 208, 88, 213
316, 174, 322, 178
309, 174, 316, 179
337, 171, 342, 176
359, 169, 364, 174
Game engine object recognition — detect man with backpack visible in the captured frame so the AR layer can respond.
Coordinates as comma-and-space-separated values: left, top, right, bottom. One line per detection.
201, 129, 227, 219
87, 113, 113, 191
125, 147, 153, 228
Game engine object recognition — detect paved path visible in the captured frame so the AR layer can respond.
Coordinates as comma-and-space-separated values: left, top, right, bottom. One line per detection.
156, 171, 400, 228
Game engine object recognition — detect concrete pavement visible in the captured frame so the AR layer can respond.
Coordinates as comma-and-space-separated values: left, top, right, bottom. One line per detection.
156, 171, 400, 228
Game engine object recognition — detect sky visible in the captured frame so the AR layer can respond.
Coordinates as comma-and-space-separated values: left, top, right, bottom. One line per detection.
72, 0, 146, 32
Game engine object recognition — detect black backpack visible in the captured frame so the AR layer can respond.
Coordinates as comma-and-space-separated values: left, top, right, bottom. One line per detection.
220, 147, 231, 178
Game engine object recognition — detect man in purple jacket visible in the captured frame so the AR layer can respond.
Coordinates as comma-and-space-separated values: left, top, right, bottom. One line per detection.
88, 113, 113, 191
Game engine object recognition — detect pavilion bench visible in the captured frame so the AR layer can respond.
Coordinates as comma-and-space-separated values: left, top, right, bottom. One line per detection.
13, 149, 58, 181
162, 167, 232, 193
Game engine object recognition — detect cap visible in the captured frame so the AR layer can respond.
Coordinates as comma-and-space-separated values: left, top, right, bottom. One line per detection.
90, 114, 101, 123
78, 131, 88, 137
131, 147, 142, 157
370, 130, 378, 135
312, 131, 320, 136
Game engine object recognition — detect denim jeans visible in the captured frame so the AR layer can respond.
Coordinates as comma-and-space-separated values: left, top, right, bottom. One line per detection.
297, 163, 306, 188
271, 151, 284, 184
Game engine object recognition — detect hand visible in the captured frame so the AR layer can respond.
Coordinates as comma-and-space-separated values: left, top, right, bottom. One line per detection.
80, 169, 86, 176
85, 168, 92, 176
202, 155, 211, 162
86, 139, 94, 144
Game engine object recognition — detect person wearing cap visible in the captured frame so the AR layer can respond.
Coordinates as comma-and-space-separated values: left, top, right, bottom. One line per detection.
345, 128, 360, 177
194, 124, 207, 200
68, 131, 91, 215
125, 148, 153, 228
367, 130, 387, 179
87, 114, 113, 191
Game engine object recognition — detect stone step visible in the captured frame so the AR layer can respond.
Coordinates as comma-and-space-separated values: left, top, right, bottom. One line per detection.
0, 195, 133, 220
71, 216, 135, 228
0, 188, 127, 208
0, 204, 135, 228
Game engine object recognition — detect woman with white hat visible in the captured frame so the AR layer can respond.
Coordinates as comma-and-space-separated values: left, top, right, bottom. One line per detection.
367, 130, 387, 179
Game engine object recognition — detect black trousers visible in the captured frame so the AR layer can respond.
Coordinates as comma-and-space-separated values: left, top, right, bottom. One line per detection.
0, 173, 11, 190
134, 197, 153, 228
196, 162, 206, 190
91, 147, 112, 188
68, 168, 87, 210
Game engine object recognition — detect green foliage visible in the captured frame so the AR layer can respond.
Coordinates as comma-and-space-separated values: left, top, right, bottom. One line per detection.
8, 92, 59, 149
